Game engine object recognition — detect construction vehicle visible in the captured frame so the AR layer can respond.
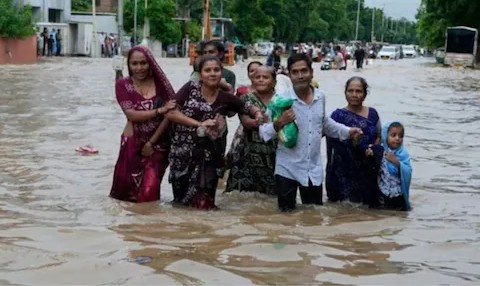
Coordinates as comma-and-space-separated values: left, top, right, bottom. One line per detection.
189, 0, 246, 66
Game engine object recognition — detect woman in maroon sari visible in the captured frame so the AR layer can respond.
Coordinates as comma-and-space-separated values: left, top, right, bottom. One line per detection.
110, 45, 176, 202
166, 55, 264, 210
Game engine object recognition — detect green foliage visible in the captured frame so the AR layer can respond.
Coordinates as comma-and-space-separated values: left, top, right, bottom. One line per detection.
185, 21, 202, 42
0, 0, 35, 38
416, 0, 480, 49
223, 0, 417, 44
72, 0, 92, 12
123, 0, 181, 45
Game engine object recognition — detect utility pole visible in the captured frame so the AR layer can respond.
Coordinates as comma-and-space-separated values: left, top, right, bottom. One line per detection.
381, 7, 385, 42
142, 0, 150, 46
118, 0, 124, 52
91, 0, 98, 57
355, 0, 361, 41
371, 7, 375, 42
133, 0, 138, 45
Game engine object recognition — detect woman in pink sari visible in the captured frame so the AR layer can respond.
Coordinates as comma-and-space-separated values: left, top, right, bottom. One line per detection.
110, 45, 176, 202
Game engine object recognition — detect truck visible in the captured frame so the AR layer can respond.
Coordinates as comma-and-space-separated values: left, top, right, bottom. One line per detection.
444, 26, 478, 68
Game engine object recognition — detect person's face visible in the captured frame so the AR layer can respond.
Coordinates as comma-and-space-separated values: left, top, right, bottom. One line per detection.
387, 126, 404, 149
203, 45, 220, 58
200, 60, 222, 87
247, 63, 261, 81
274, 48, 282, 56
253, 67, 274, 93
289, 60, 313, 90
129, 51, 150, 81
345, 80, 366, 106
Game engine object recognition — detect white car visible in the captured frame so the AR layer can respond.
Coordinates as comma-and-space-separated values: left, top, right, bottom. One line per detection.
256, 42, 274, 56
402, 45, 417, 58
377, 46, 400, 60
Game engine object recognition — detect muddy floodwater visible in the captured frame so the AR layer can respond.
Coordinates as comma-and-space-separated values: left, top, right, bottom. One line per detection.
0, 56, 479, 285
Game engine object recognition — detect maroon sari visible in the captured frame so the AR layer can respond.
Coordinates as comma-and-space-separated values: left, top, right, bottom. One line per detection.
110, 45, 175, 202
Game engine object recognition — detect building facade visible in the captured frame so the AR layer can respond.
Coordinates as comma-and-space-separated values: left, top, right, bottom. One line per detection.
23, 0, 72, 23
95, 0, 118, 13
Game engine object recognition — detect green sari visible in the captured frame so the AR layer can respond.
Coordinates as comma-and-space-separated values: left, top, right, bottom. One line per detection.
225, 92, 277, 195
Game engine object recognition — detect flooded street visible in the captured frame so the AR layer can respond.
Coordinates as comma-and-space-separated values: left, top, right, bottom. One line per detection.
1, 56, 479, 285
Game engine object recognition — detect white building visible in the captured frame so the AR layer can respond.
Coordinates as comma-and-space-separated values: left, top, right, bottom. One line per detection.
24, 0, 72, 23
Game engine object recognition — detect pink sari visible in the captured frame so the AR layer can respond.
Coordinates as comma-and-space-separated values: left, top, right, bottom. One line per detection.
110, 45, 175, 202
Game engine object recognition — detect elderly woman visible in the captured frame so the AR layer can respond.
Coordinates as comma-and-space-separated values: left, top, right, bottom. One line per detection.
326, 76, 383, 206
166, 55, 264, 210
225, 66, 278, 195
110, 45, 176, 202
235, 61, 262, 97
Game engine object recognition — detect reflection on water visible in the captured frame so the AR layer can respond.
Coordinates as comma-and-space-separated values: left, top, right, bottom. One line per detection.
1, 57, 479, 285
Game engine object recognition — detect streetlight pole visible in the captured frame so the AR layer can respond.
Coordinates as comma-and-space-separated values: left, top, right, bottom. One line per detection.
371, 7, 375, 42
91, 0, 98, 57
355, 0, 361, 41
143, 0, 150, 46
133, 0, 138, 45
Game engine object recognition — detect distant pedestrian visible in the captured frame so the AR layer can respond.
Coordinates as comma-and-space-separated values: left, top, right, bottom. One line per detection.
55, 29, 62, 56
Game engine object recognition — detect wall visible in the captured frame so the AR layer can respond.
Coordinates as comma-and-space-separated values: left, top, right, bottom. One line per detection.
24, 0, 71, 22
96, 0, 118, 13
70, 13, 118, 34
0, 36, 37, 64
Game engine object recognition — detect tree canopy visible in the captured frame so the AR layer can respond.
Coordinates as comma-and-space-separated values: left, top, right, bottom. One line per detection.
0, 0, 35, 38
122, 0, 418, 45
123, 0, 182, 45
416, 0, 480, 49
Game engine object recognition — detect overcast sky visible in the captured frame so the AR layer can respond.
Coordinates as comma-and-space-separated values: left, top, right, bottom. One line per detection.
364, 0, 422, 21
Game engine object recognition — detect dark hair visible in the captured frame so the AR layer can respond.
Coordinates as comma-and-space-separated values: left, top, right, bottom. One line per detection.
287, 53, 312, 73
388, 122, 405, 135
197, 55, 223, 72
247, 61, 263, 73
274, 45, 283, 52
345, 76, 369, 96
203, 40, 225, 54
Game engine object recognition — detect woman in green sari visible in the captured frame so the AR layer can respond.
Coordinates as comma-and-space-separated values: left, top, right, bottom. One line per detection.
225, 66, 278, 194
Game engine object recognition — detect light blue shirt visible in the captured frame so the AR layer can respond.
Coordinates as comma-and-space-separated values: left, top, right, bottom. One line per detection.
259, 87, 350, 187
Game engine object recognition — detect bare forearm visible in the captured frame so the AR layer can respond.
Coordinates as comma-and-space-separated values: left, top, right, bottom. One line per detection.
149, 119, 170, 144
165, 109, 201, 127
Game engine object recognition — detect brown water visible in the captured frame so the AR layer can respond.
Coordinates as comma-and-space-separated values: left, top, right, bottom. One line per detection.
0, 57, 479, 285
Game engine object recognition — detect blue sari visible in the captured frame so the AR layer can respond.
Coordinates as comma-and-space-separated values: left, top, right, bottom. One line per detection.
326, 107, 383, 205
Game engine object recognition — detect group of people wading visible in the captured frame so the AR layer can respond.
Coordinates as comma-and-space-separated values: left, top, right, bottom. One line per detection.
110, 42, 412, 212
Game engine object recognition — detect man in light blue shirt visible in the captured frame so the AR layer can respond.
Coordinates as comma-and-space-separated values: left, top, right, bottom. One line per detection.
259, 53, 363, 212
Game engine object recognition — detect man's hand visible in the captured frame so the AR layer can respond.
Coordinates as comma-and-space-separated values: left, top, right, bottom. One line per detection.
274, 108, 295, 131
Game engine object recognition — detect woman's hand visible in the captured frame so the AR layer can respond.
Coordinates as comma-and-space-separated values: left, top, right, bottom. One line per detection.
157, 100, 177, 115
200, 119, 217, 127
365, 144, 374, 157
142, 141, 154, 157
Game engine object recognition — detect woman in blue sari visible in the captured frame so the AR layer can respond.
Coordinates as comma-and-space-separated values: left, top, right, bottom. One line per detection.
326, 77, 383, 206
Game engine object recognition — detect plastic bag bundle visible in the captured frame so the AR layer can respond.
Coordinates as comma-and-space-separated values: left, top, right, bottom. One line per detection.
268, 96, 298, 148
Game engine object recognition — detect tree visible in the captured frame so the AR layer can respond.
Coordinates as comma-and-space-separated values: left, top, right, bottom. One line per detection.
417, 0, 480, 49
71, 0, 91, 12
0, 0, 35, 38
123, 0, 181, 45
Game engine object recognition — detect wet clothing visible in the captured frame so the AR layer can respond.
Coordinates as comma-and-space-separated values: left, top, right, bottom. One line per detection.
169, 81, 249, 210
378, 121, 412, 211
326, 107, 383, 206
110, 45, 175, 202
354, 48, 366, 69
260, 88, 350, 211
225, 92, 277, 195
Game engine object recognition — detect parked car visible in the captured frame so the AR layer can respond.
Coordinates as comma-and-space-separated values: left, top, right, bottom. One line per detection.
402, 45, 417, 58
256, 41, 274, 56
377, 46, 400, 60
